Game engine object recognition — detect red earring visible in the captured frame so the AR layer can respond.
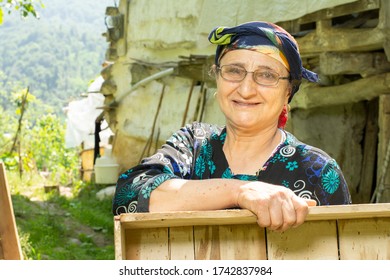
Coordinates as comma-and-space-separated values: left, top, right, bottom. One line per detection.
278, 104, 289, 129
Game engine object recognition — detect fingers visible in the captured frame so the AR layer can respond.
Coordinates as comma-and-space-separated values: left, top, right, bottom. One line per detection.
238, 182, 314, 232
305, 199, 317, 207
290, 197, 310, 229
257, 192, 312, 232
264, 199, 296, 232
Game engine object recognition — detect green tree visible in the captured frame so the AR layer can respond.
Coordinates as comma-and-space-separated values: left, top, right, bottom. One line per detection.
1, 85, 79, 184
28, 114, 80, 184
0, 0, 44, 24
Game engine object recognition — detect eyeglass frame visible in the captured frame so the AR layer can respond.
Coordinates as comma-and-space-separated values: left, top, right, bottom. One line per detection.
215, 64, 290, 87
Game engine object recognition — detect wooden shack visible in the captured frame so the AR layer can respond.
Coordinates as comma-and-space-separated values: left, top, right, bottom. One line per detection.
100, 0, 390, 203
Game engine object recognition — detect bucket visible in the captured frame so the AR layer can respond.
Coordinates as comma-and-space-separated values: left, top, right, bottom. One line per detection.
94, 147, 119, 184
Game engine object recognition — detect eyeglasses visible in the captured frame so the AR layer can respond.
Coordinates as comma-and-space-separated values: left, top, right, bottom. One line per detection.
217, 64, 290, 86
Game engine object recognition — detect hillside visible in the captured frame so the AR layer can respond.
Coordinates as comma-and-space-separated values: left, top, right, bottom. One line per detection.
0, 0, 115, 114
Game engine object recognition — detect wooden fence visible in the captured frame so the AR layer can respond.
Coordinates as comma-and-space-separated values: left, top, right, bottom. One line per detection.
0, 162, 23, 260
114, 203, 390, 260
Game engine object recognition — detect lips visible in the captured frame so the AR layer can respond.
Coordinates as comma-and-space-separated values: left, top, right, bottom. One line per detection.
232, 100, 261, 107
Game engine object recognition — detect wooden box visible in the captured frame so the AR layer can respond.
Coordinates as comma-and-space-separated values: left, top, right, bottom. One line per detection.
114, 203, 390, 260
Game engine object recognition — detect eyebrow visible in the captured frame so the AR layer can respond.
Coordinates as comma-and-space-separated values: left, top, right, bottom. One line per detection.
225, 63, 279, 72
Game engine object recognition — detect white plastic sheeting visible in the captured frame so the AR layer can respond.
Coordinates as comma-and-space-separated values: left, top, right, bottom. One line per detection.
65, 92, 113, 149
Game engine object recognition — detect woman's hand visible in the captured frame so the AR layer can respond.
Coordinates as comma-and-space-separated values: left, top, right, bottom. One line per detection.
237, 182, 317, 232
150, 178, 316, 232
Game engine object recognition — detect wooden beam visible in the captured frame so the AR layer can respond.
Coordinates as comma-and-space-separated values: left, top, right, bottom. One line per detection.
374, 94, 390, 202
117, 203, 390, 230
378, 0, 390, 60
320, 52, 390, 76
277, 0, 380, 30
298, 27, 384, 57
355, 99, 378, 203
290, 72, 390, 110
0, 163, 23, 260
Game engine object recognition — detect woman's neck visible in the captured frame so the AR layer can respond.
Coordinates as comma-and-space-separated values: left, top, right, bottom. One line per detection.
223, 125, 283, 175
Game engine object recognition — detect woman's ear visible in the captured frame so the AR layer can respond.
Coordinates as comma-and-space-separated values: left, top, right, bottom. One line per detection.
208, 64, 218, 79
285, 86, 291, 104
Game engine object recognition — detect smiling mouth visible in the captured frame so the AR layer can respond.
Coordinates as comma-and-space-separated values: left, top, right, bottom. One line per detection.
233, 100, 261, 107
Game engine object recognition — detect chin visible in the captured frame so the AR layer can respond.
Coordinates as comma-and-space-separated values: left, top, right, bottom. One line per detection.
231, 119, 258, 129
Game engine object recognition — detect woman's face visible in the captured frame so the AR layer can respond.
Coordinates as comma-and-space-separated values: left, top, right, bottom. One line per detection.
216, 49, 291, 132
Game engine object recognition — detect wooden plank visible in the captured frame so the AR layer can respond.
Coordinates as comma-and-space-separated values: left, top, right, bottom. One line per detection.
117, 204, 390, 231
0, 162, 23, 260
306, 203, 390, 220
217, 224, 266, 260
298, 27, 384, 56
0, 237, 4, 259
338, 217, 390, 259
319, 52, 390, 76
290, 72, 390, 110
193, 224, 266, 260
124, 228, 169, 260
119, 209, 258, 229
373, 95, 390, 202
278, 0, 380, 29
169, 226, 195, 260
193, 225, 221, 260
267, 220, 339, 260
114, 216, 125, 260
379, 0, 390, 60
116, 204, 390, 260
355, 99, 378, 203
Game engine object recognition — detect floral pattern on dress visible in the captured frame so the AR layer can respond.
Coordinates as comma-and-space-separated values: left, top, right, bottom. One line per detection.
112, 122, 351, 214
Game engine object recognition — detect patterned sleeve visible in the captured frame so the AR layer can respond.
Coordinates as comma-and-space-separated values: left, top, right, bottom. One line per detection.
112, 125, 196, 215
318, 159, 352, 205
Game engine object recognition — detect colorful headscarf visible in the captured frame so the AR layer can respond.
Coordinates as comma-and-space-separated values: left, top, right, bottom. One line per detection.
208, 21, 319, 102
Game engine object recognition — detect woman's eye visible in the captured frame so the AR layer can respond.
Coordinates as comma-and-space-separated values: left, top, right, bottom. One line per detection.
257, 71, 276, 79
228, 67, 243, 74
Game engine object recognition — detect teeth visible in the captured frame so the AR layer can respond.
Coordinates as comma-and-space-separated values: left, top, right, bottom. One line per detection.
235, 101, 258, 105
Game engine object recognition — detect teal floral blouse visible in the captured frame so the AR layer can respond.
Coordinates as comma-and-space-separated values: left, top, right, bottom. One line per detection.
112, 122, 351, 215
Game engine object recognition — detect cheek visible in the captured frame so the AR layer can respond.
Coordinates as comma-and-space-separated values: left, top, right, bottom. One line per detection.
216, 79, 236, 100
279, 85, 291, 104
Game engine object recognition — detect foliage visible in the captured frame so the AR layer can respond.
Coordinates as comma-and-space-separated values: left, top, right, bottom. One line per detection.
0, 0, 112, 114
10, 177, 114, 260
0, 0, 44, 25
0, 0, 113, 181
0, 0, 116, 260
0, 85, 80, 186
33, 114, 80, 184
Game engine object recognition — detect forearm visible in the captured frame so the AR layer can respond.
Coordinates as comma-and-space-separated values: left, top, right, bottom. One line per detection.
149, 178, 243, 212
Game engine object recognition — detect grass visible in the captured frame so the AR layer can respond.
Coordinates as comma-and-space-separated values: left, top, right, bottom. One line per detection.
8, 171, 115, 260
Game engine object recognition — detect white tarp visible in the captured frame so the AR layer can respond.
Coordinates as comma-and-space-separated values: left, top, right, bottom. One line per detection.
65, 92, 113, 149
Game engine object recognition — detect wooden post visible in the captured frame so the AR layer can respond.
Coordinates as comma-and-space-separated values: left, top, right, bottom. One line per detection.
374, 95, 390, 202
0, 162, 23, 260
355, 99, 378, 203
379, 0, 390, 60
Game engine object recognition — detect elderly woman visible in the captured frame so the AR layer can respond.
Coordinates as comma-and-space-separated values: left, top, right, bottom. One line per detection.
112, 21, 351, 232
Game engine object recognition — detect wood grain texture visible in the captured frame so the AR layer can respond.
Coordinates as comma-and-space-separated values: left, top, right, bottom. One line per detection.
118, 203, 390, 229
0, 162, 22, 260
124, 228, 169, 260
115, 203, 390, 260
267, 221, 339, 260
193, 224, 266, 260
169, 226, 195, 260
338, 218, 390, 260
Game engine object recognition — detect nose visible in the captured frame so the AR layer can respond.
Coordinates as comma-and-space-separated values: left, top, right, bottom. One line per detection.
237, 72, 257, 98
